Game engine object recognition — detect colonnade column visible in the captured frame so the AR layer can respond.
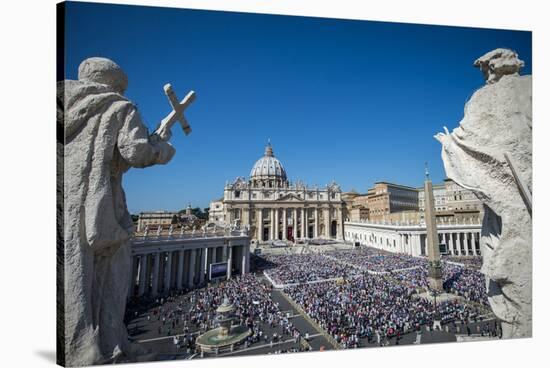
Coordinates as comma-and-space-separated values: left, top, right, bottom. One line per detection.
227, 246, 233, 280
176, 250, 184, 289
449, 233, 455, 255
414, 234, 421, 256
151, 252, 160, 296
128, 256, 136, 298
474, 232, 478, 255
164, 252, 172, 292
138, 254, 148, 296
187, 249, 196, 288
199, 248, 206, 283
442, 233, 448, 254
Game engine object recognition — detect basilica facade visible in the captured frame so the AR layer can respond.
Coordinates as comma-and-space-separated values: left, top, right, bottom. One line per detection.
209, 142, 345, 243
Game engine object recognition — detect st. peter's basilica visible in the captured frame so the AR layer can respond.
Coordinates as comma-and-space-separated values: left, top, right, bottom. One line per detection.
209, 142, 345, 243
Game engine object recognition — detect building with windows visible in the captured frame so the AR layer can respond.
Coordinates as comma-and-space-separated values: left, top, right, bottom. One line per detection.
418, 178, 483, 223
137, 211, 178, 231
208, 198, 225, 225
208, 142, 345, 243
367, 182, 419, 221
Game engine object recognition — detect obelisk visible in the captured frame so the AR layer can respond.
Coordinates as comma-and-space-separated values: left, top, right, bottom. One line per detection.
424, 163, 443, 291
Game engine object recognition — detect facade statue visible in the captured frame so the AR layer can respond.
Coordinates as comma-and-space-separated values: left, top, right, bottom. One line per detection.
58, 57, 193, 365
436, 48, 531, 338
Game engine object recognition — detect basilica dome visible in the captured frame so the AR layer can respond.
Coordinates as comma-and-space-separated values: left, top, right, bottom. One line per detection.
250, 142, 288, 184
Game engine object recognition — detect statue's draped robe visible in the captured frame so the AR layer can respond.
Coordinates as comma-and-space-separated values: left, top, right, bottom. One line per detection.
59, 80, 175, 365
437, 74, 532, 338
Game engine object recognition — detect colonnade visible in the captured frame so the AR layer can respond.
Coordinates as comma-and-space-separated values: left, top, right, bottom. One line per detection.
345, 222, 482, 257
128, 239, 250, 299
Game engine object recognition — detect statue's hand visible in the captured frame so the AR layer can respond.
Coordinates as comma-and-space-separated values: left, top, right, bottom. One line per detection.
152, 124, 172, 142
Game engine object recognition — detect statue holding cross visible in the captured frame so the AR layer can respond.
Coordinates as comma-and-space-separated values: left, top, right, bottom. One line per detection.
58, 57, 196, 365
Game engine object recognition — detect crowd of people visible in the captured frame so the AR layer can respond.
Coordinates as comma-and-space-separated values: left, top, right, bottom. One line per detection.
390, 262, 489, 305
125, 247, 491, 356
325, 248, 428, 273
443, 255, 483, 270
126, 274, 305, 354
442, 264, 489, 306
263, 254, 362, 285
284, 272, 483, 349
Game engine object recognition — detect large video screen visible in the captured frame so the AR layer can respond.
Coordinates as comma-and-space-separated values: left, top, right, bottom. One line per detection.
209, 262, 228, 280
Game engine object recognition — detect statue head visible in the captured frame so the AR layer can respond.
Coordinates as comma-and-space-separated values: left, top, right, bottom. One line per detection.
78, 57, 129, 94
474, 48, 524, 85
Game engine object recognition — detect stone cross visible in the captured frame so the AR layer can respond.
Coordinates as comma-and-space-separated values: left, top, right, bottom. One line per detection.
155, 84, 196, 140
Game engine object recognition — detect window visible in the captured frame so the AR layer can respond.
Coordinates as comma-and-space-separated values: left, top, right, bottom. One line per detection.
235, 191, 240, 198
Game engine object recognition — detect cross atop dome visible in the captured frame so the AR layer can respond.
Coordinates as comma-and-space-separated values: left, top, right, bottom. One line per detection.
265, 138, 274, 157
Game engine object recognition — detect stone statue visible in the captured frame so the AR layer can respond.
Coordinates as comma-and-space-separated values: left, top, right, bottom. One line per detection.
435, 48, 531, 338
168, 224, 174, 237
58, 57, 194, 365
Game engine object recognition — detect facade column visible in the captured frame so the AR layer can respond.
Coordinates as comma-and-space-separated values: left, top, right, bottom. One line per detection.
336, 208, 343, 240
199, 248, 206, 283
275, 209, 279, 240
242, 208, 250, 228
282, 208, 287, 240
323, 208, 330, 238
256, 208, 263, 242
449, 232, 455, 255
293, 208, 298, 240
176, 250, 184, 289
314, 208, 319, 238
227, 246, 233, 280
187, 249, 196, 288
164, 252, 172, 292
270, 208, 275, 240
241, 244, 250, 274
301, 208, 306, 239
151, 252, 160, 296
246, 244, 250, 272
460, 232, 466, 255
138, 254, 148, 296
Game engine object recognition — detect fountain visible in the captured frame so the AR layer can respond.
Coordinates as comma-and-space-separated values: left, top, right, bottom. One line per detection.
196, 297, 251, 354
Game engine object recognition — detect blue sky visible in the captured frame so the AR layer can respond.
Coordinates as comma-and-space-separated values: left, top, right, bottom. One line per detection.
63, 2, 532, 213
